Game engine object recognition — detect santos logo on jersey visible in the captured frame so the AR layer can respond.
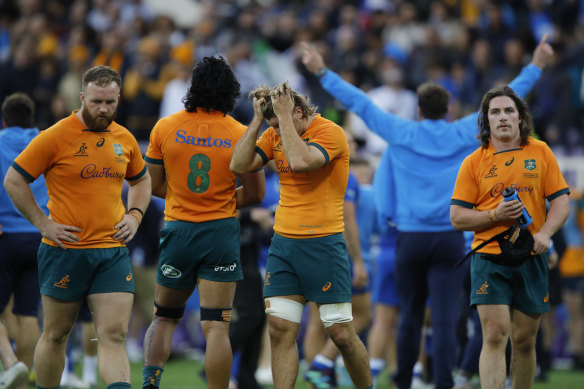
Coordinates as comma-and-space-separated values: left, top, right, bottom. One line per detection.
175, 130, 232, 148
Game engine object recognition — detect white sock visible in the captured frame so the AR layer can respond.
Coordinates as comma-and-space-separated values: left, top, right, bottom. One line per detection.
313, 354, 334, 368
370, 358, 385, 371
82, 355, 97, 383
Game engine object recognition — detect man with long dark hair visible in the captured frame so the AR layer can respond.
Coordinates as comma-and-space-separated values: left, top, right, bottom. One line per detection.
450, 86, 570, 389
141, 56, 265, 389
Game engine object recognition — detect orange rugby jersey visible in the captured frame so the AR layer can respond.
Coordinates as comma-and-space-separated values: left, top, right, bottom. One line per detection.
255, 114, 349, 238
145, 110, 246, 222
13, 113, 146, 248
451, 137, 569, 254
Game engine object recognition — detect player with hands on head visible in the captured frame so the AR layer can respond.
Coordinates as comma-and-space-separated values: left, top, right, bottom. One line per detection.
231, 81, 374, 389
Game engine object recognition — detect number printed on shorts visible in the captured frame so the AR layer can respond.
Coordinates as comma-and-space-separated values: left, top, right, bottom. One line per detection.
187, 154, 210, 193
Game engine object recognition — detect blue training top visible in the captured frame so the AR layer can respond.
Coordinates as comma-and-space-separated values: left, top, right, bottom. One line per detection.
320, 64, 542, 232
0, 127, 49, 233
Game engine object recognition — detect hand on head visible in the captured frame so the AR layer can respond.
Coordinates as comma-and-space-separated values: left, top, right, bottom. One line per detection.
271, 82, 295, 117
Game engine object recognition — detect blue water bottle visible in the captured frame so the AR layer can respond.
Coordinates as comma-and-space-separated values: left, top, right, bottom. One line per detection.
502, 187, 532, 227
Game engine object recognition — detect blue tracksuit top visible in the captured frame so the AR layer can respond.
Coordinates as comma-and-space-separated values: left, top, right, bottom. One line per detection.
320, 64, 542, 232
0, 126, 49, 233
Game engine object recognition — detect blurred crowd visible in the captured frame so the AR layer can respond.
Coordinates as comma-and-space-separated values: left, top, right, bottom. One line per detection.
0, 0, 583, 156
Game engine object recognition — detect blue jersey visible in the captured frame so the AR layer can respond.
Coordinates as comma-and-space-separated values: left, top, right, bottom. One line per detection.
356, 185, 378, 265
320, 64, 542, 232
0, 127, 49, 233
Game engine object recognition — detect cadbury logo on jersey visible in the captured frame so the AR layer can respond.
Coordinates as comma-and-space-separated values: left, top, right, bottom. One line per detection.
175, 130, 232, 148
80, 164, 124, 181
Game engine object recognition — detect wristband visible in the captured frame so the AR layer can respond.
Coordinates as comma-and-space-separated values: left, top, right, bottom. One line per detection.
128, 207, 144, 217
488, 208, 498, 223
128, 208, 144, 224
316, 67, 329, 79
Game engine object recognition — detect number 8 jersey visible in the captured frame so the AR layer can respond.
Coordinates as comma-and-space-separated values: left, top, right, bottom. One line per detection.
145, 110, 247, 222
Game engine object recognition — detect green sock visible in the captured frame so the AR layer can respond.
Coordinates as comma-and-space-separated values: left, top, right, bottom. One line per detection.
106, 383, 131, 389
143, 365, 164, 388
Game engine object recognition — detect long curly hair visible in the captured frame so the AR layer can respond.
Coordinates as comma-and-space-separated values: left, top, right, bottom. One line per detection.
477, 86, 533, 148
183, 56, 240, 114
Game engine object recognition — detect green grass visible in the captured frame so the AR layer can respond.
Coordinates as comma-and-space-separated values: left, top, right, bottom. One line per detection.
28, 357, 584, 388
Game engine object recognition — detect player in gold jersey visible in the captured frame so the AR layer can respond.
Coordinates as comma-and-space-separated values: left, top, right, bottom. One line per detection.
450, 86, 570, 389
231, 82, 373, 389
141, 56, 265, 389
4, 65, 151, 389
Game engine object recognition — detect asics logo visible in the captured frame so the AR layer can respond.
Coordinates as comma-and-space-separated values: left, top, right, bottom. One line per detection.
322, 282, 332, 292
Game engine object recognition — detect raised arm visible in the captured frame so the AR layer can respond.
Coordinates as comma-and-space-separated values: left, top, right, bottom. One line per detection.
230, 97, 266, 174
508, 33, 554, 98
300, 42, 409, 142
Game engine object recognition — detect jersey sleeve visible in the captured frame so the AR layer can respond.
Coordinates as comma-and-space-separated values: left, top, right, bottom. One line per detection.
451, 155, 478, 209
255, 129, 274, 164
145, 121, 163, 164
12, 130, 59, 181
307, 125, 347, 165
542, 144, 570, 201
126, 133, 147, 180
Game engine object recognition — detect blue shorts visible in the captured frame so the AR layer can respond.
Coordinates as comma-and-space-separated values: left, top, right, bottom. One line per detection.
0, 233, 41, 316
263, 233, 352, 304
562, 276, 584, 293
372, 246, 399, 307
38, 243, 134, 301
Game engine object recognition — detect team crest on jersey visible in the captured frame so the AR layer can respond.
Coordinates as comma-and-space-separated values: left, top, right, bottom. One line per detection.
524, 159, 536, 170
74, 143, 88, 157
273, 142, 283, 152
484, 165, 497, 178
113, 143, 123, 156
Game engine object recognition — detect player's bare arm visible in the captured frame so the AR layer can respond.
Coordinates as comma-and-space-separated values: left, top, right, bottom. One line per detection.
114, 170, 151, 244
230, 97, 265, 174
272, 83, 325, 172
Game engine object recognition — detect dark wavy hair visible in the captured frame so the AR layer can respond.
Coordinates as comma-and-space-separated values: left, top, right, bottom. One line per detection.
183, 56, 241, 114
477, 85, 533, 148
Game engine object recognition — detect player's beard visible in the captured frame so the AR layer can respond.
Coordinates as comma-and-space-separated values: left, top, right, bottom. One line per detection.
81, 106, 116, 131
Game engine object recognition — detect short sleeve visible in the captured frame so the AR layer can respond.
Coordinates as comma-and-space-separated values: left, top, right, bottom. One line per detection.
125, 134, 147, 180
13, 130, 59, 180
145, 121, 163, 164
256, 129, 275, 163
451, 155, 478, 208
542, 144, 569, 200
307, 125, 347, 164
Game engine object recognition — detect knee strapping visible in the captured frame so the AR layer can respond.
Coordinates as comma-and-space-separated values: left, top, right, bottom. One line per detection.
319, 302, 353, 328
200, 307, 232, 322
264, 297, 304, 323
153, 302, 185, 319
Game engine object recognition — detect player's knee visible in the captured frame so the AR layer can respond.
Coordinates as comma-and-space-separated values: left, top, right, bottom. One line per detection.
200, 307, 232, 322
319, 302, 353, 328
264, 297, 303, 323
154, 302, 185, 321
